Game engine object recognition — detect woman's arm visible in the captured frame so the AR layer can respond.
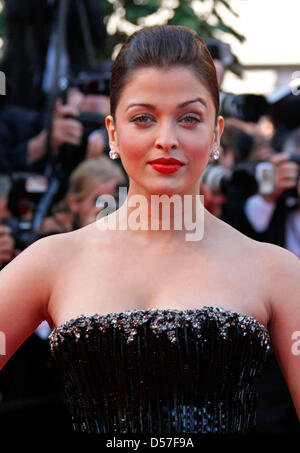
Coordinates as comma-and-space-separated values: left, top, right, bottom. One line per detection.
0, 234, 59, 370
265, 243, 300, 420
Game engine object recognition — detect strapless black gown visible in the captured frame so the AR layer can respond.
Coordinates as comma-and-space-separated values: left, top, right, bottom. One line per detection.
48, 306, 270, 433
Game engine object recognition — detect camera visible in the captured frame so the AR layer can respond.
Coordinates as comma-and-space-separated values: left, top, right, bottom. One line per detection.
5, 173, 49, 250
58, 110, 108, 174
74, 69, 111, 97
201, 163, 258, 200
56, 69, 112, 185
202, 154, 300, 202
220, 91, 269, 123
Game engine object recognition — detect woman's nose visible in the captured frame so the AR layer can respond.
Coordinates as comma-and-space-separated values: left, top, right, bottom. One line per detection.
154, 121, 179, 151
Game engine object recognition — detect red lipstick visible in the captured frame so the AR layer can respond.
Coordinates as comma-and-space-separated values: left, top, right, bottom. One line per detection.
149, 157, 185, 174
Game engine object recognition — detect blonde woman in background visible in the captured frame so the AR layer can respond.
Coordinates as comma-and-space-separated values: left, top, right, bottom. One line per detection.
38, 156, 127, 234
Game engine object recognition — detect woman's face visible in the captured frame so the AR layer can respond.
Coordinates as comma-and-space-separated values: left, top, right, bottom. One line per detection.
68, 179, 118, 227
106, 66, 224, 197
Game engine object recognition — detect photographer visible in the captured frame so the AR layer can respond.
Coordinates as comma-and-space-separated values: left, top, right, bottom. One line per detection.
0, 106, 48, 175
30, 91, 108, 163
244, 151, 300, 255
0, 87, 109, 175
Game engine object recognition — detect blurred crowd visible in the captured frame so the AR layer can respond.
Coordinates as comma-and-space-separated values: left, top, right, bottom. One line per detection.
0, 0, 299, 434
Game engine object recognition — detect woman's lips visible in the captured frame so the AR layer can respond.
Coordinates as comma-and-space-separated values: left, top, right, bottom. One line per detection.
149, 163, 184, 174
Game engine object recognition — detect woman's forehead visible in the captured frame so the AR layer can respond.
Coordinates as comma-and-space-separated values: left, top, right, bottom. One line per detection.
123, 66, 207, 89
116, 66, 213, 110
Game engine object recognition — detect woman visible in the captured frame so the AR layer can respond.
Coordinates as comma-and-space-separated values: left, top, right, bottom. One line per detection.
0, 25, 299, 433
66, 156, 127, 229
37, 156, 127, 234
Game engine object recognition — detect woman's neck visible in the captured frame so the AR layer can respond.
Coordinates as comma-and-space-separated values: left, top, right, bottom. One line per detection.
108, 185, 210, 244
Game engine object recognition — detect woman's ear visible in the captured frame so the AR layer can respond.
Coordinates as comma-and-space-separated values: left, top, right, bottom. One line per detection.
66, 193, 79, 214
213, 115, 225, 149
105, 115, 119, 152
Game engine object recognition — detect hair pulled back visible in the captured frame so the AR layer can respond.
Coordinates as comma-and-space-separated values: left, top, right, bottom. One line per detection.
110, 25, 219, 121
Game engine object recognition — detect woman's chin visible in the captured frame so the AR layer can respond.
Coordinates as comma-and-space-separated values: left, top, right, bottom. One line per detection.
129, 175, 189, 196
143, 183, 185, 196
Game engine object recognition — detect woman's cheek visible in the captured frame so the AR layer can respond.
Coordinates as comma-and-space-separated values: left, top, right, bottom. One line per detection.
185, 140, 210, 160
119, 130, 151, 160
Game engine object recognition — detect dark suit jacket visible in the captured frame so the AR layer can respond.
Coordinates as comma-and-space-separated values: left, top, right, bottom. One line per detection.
221, 193, 290, 247
0, 105, 47, 174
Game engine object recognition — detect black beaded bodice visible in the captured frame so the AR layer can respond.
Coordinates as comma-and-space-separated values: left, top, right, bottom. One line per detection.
49, 306, 270, 433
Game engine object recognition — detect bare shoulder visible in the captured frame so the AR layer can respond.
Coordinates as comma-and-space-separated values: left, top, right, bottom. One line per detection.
221, 215, 300, 316
0, 229, 88, 369
254, 241, 300, 312
6, 227, 92, 296
246, 241, 300, 419
213, 213, 297, 261
211, 213, 279, 259
34, 222, 99, 260
36, 222, 111, 280
0, 230, 79, 303
212, 215, 300, 313
27, 229, 81, 270
249, 239, 300, 287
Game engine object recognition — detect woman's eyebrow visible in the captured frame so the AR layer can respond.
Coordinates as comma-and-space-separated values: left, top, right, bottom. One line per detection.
125, 97, 207, 112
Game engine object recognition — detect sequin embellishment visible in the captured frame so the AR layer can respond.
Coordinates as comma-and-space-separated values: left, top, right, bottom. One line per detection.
48, 306, 271, 434
49, 306, 269, 348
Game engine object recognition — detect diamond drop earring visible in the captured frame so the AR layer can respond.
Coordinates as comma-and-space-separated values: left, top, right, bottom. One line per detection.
210, 148, 220, 161
109, 149, 120, 160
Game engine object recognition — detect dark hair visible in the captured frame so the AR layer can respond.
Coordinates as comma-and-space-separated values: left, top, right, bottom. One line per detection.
110, 25, 220, 122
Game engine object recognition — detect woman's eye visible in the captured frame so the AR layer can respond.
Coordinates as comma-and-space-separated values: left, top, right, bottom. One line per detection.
131, 115, 152, 124
130, 114, 201, 125
180, 115, 201, 124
